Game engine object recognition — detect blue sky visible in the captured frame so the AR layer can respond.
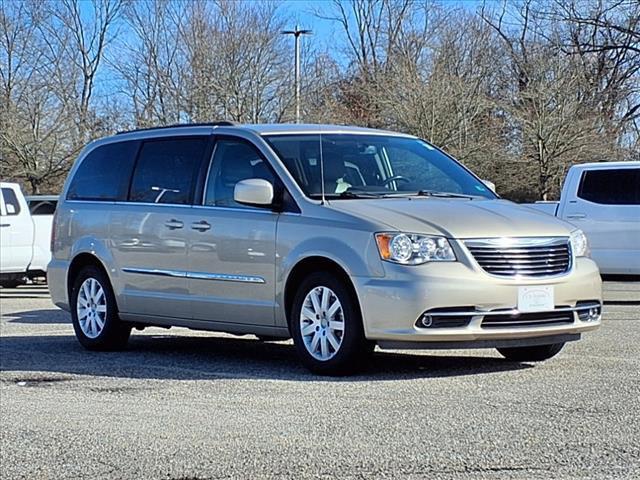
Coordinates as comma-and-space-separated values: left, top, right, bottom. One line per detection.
87, 0, 485, 106
272, 0, 486, 76
282, 0, 339, 41
280, 0, 484, 53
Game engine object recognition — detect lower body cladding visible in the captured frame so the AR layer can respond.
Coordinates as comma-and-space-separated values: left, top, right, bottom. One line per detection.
354, 258, 602, 349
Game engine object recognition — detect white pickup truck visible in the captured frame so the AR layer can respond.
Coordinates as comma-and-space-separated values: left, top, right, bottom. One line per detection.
0, 182, 57, 287
525, 162, 640, 275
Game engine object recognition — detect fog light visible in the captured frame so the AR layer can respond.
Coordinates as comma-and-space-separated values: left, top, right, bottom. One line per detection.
420, 314, 433, 327
579, 306, 600, 322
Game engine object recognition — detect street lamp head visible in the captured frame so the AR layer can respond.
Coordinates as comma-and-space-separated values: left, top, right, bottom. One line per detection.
281, 28, 313, 36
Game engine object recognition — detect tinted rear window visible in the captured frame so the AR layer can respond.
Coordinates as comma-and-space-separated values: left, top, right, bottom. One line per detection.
67, 141, 139, 201
577, 168, 640, 205
129, 137, 208, 205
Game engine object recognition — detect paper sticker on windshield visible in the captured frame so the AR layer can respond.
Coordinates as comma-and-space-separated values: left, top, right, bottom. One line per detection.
474, 185, 487, 192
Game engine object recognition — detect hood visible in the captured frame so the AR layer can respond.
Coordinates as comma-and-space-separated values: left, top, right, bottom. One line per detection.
328, 198, 574, 239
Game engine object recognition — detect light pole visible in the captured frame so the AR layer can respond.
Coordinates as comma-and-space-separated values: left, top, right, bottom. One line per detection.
282, 26, 312, 123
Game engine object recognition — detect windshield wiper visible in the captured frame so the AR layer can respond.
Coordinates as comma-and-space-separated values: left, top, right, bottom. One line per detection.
414, 190, 476, 199
338, 190, 383, 199
376, 190, 475, 199
309, 190, 383, 199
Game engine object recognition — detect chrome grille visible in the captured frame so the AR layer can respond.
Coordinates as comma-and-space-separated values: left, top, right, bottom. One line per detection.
465, 238, 571, 278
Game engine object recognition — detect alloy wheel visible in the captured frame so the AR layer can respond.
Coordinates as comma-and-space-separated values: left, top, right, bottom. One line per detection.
76, 277, 107, 339
300, 286, 345, 361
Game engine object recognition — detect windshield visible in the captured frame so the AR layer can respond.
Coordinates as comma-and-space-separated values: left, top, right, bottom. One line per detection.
264, 134, 496, 200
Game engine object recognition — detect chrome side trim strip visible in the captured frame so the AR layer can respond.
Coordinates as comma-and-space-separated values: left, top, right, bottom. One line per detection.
187, 271, 265, 284
425, 302, 601, 317
122, 267, 186, 278
122, 267, 265, 284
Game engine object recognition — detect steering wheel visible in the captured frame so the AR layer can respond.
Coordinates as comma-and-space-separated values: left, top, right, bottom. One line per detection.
382, 175, 411, 187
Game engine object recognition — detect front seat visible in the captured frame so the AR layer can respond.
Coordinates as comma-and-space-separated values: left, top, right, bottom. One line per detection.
320, 157, 350, 194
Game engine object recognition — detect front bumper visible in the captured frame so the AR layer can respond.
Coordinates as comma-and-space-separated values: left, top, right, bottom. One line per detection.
353, 257, 602, 346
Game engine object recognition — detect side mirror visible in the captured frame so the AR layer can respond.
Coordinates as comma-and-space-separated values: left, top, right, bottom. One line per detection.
234, 178, 274, 207
482, 179, 496, 192
6, 204, 16, 214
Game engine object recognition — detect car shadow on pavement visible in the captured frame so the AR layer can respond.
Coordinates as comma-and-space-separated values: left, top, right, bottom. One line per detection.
0, 332, 533, 382
5, 309, 69, 324
0, 292, 53, 301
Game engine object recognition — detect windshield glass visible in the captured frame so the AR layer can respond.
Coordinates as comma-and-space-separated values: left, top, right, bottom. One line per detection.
264, 134, 496, 200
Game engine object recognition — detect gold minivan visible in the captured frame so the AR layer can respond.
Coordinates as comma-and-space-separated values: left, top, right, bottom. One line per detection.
49, 123, 602, 375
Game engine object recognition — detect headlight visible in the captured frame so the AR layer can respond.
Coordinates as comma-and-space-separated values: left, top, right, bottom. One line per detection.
375, 233, 456, 264
570, 229, 590, 257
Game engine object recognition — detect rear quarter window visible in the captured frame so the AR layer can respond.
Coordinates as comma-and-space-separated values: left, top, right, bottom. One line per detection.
67, 141, 139, 201
577, 168, 640, 205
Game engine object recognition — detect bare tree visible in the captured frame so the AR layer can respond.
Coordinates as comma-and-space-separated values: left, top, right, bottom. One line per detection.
0, 0, 123, 193
116, 0, 188, 126
1, 1, 73, 193
481, 2, 613, 199
38, 0, 124, 142
183, 0, 290, 123
1, 0, 638, 199
314, 0, 429, 127
553, 0, 640, 155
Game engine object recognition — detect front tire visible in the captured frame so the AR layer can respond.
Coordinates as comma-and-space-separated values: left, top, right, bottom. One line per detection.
497, 343, 565, 362
290, 272, 371, 376
70, 265, 131, 351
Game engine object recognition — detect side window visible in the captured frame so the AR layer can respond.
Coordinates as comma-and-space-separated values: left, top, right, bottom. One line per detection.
67, 141, 139, 201
204, 138, 275, 208
1, 188, 21, 215
578, 169, 640, 205
129, 137, 208, 205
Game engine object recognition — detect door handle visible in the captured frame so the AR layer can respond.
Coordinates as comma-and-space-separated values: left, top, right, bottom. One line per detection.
566, 214, 586, 219
191, 220, 211, 232
164, 219, 184, 229
0, 223, 9, 227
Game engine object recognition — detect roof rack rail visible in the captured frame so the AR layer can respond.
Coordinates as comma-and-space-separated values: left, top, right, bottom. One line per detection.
116, 121, 237, 135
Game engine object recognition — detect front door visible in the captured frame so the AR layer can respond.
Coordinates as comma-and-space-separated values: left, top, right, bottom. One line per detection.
187, 137, 278, 326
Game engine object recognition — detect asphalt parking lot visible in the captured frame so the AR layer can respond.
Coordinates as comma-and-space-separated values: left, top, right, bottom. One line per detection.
1, 282, 639, 480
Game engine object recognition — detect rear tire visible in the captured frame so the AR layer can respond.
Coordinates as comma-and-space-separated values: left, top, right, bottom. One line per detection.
290, 271, 371, 376
497, 343, 565, 362
70, 265, 131, 351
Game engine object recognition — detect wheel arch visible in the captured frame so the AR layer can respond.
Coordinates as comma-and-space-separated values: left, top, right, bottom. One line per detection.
283, 256, 362, 331
67, 253, 116, 306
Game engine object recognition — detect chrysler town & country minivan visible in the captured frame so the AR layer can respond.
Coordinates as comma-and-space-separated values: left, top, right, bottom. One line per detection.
49, 123, 602, 375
